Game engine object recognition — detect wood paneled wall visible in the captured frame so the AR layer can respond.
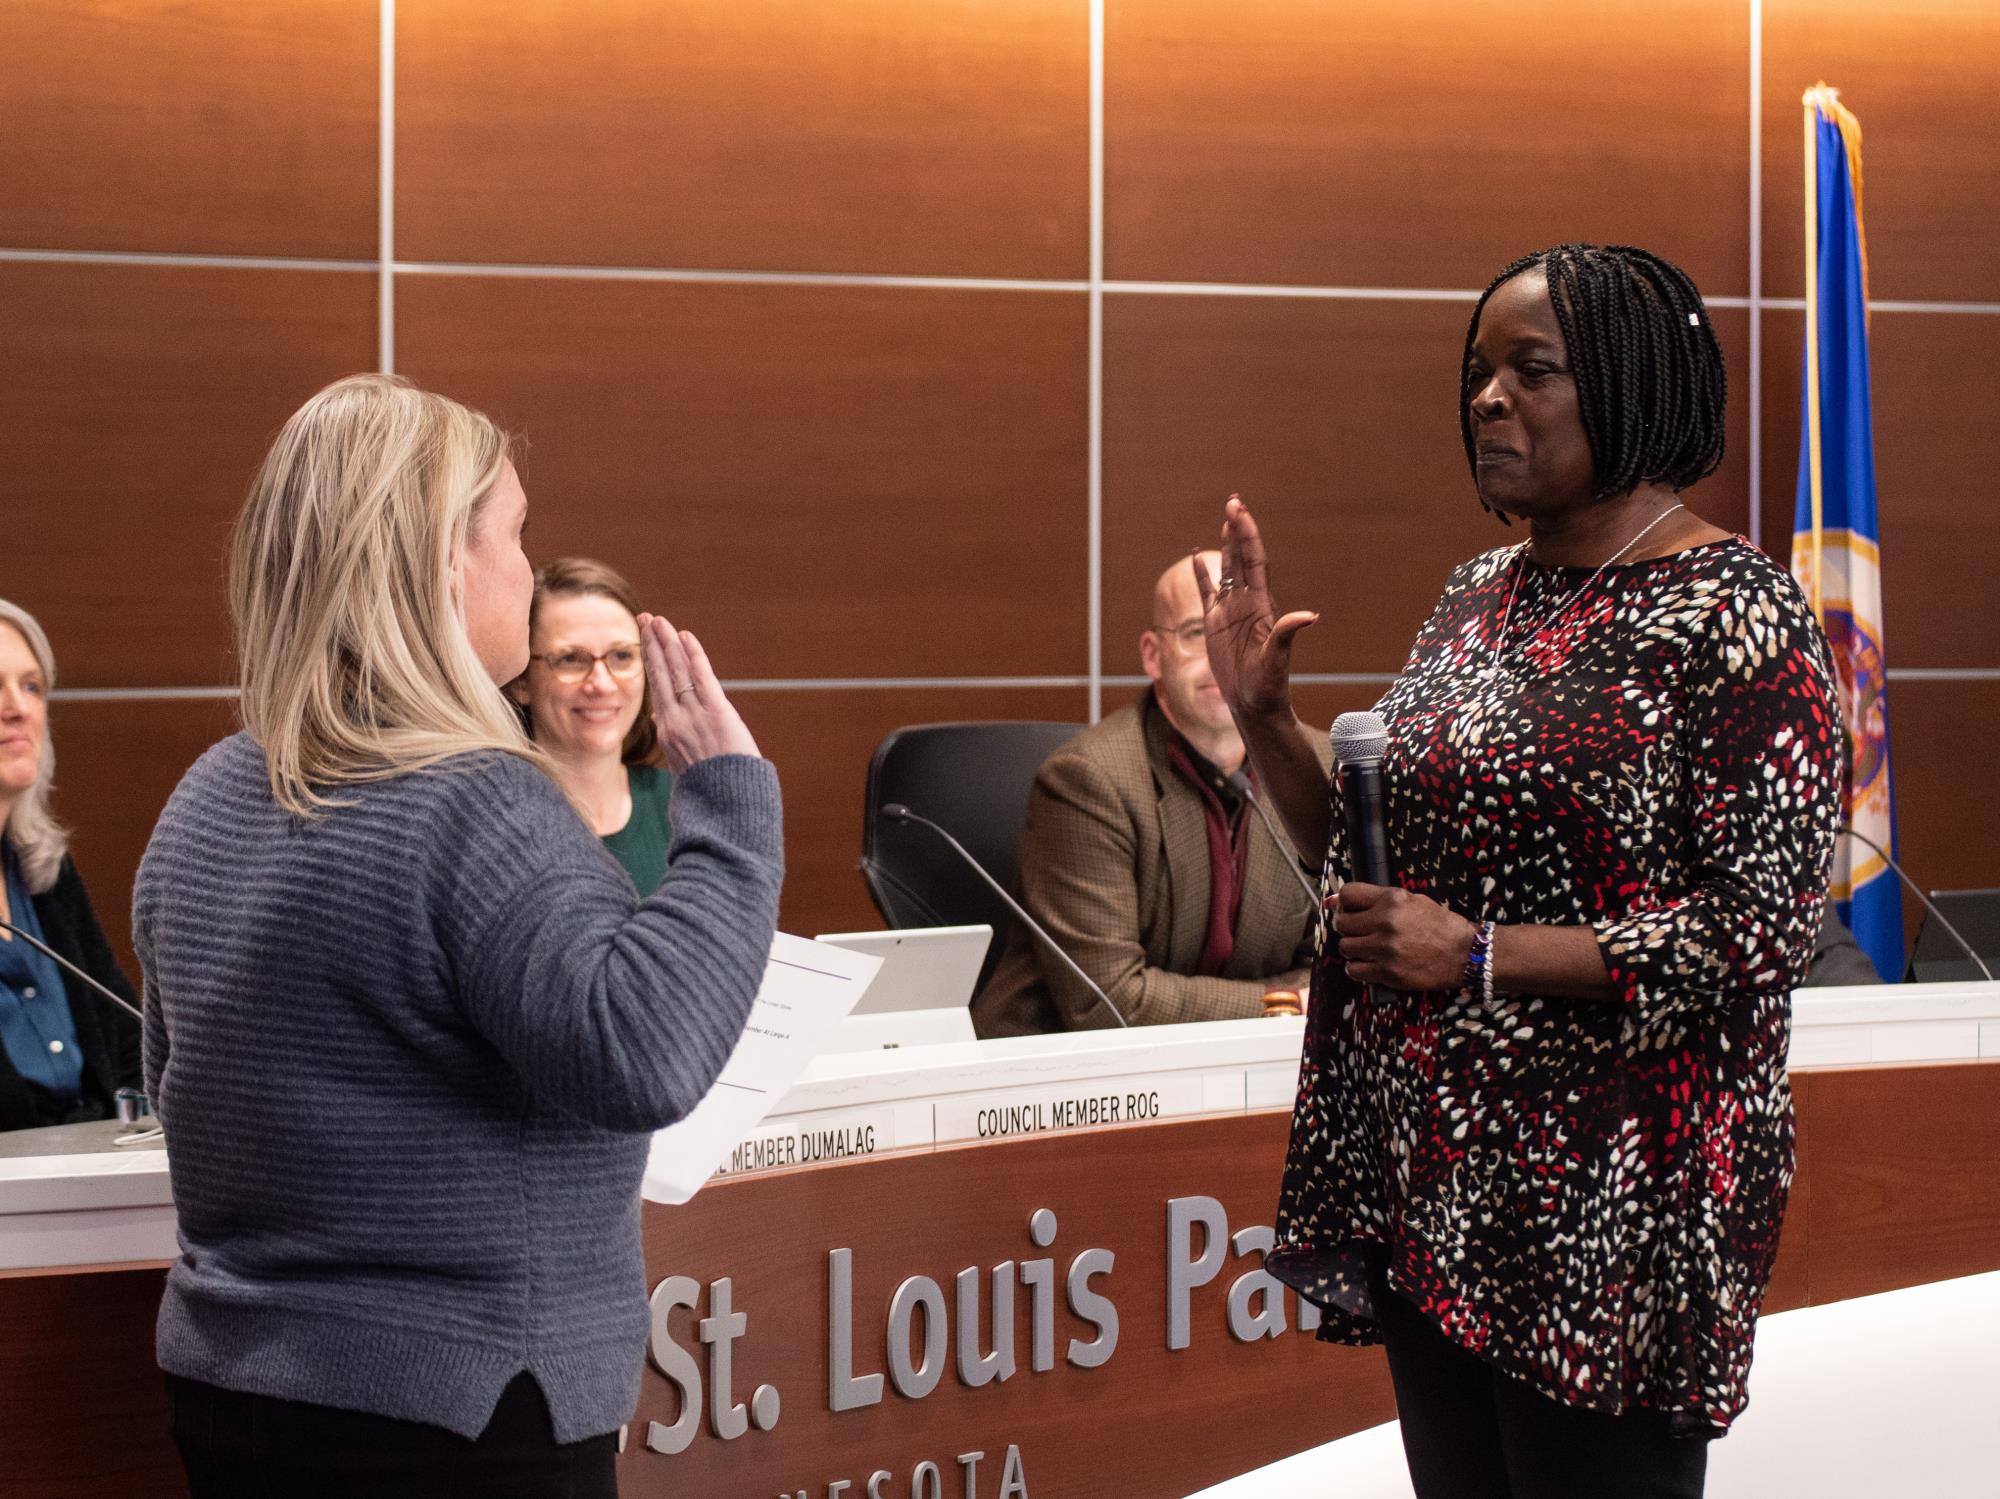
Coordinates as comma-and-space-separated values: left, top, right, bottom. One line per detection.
5, 0, 1997, 972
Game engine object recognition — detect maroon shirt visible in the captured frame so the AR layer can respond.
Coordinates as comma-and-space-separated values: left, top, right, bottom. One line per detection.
1162, 731, 1252, 976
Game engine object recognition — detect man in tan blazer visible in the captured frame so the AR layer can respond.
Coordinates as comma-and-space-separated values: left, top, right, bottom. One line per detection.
974, 552, 1333, 1036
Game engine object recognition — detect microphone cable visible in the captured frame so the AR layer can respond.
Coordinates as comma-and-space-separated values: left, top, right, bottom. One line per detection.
876, 804, 1130, 1027
0, 916, 145, 1023
1222, 771, 1328, 931
0, 917, 160, 1144
1837, 825, 1993, 982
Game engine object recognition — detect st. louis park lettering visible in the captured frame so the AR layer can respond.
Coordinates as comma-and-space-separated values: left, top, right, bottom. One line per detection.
638, 1195, 1321, 1493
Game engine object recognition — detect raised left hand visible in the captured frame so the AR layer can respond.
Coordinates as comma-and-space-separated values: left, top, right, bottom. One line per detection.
1194, 496, 1320, 726
638, 613, 761, 772
1333, 884, 1476, 993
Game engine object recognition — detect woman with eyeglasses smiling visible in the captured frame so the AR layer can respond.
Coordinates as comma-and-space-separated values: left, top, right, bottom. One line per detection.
509, 558, 673, 894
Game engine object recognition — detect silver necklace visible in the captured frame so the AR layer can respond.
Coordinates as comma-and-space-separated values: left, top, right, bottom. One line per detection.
1487, 502, 1685, 678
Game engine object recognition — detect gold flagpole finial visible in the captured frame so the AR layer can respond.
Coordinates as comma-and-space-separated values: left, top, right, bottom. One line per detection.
1803, 89, 1825, 621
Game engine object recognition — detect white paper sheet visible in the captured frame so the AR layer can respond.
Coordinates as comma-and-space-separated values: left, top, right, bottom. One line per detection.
642, 932, 882, 1204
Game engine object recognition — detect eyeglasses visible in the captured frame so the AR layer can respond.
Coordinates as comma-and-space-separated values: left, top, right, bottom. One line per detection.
531, 644, 644, 684
1150, 619, 1207, 653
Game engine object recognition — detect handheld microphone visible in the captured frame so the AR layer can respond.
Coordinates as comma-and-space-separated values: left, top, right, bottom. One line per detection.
1222, 770, 1326, 916
877, 804, 1130, 1028
1838, 825, 1994, 982
1330, 711, 1394, 886
1329, 711, 1396, 1004
0, 917, 145, 1024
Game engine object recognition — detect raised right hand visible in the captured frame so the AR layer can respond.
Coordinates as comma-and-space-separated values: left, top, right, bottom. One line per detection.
1194, 495, 1319, 723
639, 614, 762, 772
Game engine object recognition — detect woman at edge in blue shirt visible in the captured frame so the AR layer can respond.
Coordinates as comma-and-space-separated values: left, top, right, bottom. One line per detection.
0, 599, 141, 1133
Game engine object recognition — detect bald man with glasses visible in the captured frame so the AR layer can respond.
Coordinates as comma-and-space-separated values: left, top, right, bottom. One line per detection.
973, 551, 1332, 1036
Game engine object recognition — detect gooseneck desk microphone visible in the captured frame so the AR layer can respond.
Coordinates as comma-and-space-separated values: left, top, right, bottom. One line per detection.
0, 916, 154, 1128
876, 803, 1130, 1028
0, 917, 144, 1024
1838, 825, 1993, 982
1222, 769, 1328, 917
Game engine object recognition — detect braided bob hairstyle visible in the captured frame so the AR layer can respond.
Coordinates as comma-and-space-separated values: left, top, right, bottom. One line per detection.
1459, 244, 1727, 505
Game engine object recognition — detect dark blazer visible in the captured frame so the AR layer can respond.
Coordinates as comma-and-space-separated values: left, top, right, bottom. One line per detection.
0, 856, 142, 1132
973, 691, 1333, 1036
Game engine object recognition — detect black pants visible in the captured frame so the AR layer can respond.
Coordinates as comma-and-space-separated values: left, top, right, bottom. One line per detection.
1373, 1281, 1709, 1499
165, 1371, 619, 1499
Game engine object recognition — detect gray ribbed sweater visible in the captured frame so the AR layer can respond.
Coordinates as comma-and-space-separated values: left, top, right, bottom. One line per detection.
134, 735, 782, 1441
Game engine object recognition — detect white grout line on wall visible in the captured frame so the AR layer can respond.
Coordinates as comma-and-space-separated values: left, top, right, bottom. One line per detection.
1120, 667, 2000, 687
1103, 279, 1482, 302
378, 0, 396, 373
51, 687, 243, 703
54, 667, 2000, 707
1102, 673, 1398, 688
1762, 295, 2000, 315
52, 678, 1096, 703
719, 676, 1090, 693
0, 249, 1753, 306
394, 260, 1091, 293
1749, 0, 1764, 551
0, 247, 374, 273
10, 241, 2000, 319
1098, 283, 1767, 309
1087, 0, 1106, 725
1856, 297, 2000, 315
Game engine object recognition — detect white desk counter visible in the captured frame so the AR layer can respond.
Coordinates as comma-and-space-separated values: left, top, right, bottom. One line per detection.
719, 978, 2000, 1177
5, 980, 1998, 1271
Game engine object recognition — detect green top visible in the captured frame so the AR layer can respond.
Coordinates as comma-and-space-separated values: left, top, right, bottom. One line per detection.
601, 764, 672, 896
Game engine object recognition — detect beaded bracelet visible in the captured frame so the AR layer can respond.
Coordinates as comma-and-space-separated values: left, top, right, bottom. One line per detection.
1461, 919, 1497, 1002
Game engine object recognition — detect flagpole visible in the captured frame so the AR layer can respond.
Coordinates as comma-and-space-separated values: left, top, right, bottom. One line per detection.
1803, 87, 1826, 623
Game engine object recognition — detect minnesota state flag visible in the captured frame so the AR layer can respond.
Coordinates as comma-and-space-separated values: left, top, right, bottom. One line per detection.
1793, 84, 1902, 982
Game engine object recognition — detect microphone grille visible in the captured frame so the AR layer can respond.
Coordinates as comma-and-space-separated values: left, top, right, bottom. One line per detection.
1330, 710, 1389, 766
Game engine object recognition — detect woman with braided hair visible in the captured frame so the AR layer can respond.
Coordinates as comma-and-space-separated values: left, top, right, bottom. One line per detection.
1199, 244, 1842, 1497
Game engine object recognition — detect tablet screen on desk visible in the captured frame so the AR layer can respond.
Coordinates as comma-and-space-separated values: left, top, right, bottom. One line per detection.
813, 925, 993, 1014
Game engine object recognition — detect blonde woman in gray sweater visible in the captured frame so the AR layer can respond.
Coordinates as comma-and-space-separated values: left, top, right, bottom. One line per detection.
136, 374, 782, 1497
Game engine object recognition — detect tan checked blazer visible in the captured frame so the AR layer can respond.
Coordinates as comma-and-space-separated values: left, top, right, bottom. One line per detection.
972, 691, 1333, 1037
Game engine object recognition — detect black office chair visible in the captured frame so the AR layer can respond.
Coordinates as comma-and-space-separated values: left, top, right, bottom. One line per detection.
859, 721, 1084, 992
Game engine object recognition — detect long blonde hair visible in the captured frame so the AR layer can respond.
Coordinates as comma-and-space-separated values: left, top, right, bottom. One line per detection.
0, 599, 69, 894
231, 373, 550, 814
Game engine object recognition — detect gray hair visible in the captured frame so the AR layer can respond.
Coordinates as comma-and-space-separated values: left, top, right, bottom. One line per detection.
0, 599, 69, 895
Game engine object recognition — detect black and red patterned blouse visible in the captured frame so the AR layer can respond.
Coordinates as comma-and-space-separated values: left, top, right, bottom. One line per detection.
1266, 535, 1843, 1437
